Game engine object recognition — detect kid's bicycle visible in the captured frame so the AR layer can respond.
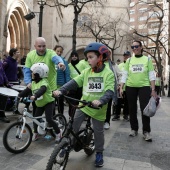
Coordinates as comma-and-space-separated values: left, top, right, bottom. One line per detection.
3, 97, 67, 154
46, 95, 100, 170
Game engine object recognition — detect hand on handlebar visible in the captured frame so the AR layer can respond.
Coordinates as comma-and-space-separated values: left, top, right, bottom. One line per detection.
53, 90, 62, 97
30, 95, 35, 101
91, 100, 102, 108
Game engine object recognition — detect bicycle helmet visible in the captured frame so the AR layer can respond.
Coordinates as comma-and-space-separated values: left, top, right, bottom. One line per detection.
84, 42, 110, 61
30, 63, 49, 78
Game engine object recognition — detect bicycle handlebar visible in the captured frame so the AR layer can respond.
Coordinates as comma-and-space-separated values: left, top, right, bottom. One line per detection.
63, 95, 102, 109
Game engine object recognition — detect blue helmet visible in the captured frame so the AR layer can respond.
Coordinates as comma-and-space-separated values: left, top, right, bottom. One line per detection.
84, 42, 110, 60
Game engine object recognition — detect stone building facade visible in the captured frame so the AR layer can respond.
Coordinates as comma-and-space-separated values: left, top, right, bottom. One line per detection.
0, 0, 130, 62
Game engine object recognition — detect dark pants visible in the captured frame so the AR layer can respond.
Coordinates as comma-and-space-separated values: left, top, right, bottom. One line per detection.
33, 101, 60, 134
122, 91, 129, 116
56, 96, 64, 114
155, 86, 160, 96
0, 111, 5, 117
68, 88, 82, 117
126, 86, 151, 133
115, 91, 129, 117
105, 99, 112, 124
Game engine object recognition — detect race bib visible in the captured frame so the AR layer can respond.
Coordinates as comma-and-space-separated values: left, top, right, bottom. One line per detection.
87, 77, 104, 92
131, 64, 144, 73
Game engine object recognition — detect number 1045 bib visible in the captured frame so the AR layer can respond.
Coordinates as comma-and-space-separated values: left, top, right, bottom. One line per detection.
87, 77, 104, 92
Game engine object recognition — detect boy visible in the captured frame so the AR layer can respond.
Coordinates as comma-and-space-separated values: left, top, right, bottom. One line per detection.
53, 42, 114, 167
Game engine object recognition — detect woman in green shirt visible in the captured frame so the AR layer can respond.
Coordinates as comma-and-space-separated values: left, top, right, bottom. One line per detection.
120, 40, 156, 142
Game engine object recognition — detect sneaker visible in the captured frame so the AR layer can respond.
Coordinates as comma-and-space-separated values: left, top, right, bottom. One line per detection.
129, 130, 138, 137
143, 132, 152, 142
32, 133, 39, 141
123, 115, 129, 121
104, 122, 110, 130
95, 152, 104, 167
55, 129, 62, 143
112, 115, 120, 121
0, 116, 10, 123
13, 110, 21, 115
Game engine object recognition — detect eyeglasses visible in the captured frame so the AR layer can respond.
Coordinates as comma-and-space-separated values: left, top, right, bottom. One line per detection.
131, 45, 140, 49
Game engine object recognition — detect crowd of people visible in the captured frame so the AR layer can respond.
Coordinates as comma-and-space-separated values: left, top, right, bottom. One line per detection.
0, 38, 161, 167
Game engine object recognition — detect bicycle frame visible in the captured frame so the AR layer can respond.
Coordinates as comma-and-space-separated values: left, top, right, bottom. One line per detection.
18, 108, 49, 138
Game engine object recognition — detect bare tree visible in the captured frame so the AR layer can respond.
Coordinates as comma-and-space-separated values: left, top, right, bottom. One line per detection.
128, 0, 169, 96
47, 0, 103, 51
83, 13, 126, 61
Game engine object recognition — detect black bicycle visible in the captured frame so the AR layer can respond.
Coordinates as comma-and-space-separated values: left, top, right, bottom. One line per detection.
46, 95, 100, 170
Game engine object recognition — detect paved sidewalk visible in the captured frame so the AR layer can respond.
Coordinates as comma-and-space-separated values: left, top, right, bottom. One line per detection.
0, 96, 170, 170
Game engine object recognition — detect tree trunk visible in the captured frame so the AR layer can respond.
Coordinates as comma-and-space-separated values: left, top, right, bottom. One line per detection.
168, 65, 170, 97
72, 6, 78, 51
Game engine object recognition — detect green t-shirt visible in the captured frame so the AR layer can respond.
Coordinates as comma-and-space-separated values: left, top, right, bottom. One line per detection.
31, 78, 54, 107
124, 56, 154, 87
118, 62, 126, 90
155, 77, 161, 86
69, 62, 86, 79
74, 67, 114, 121
25, 49, 57, 91
79, 59, 90, 70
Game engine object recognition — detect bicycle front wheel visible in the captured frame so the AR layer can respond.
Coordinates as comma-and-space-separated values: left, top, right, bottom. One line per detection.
3, 122, 32, 154
46, 140, 69, 170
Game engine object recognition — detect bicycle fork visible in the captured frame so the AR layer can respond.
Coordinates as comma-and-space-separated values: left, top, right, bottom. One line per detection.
17, 117, 26, 139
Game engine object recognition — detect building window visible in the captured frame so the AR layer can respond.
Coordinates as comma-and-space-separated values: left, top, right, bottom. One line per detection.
138, 24, 147, 29
130, 18, 135, 22
130, 25, 135, 30
77, 14, 91, 32
139, 8, 147, 13
139, 16, 147, 21
130, 2, 135, 7
139, 0, 147, 4
130, 10, 135, 14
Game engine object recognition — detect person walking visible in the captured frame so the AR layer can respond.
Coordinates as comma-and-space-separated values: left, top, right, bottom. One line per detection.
68, 51, 83, 117
3, 48, 20, 84
120, 40, 156, 142
112, 51, 131, 121
0, 61, 11, 123
53, 45, 70, 114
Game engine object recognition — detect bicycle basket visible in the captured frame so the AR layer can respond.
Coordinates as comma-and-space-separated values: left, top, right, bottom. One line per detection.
0, 94, 8, 111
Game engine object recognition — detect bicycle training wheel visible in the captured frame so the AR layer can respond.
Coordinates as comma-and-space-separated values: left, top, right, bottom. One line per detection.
46, 140, 69, 170
3, 122, 32, 154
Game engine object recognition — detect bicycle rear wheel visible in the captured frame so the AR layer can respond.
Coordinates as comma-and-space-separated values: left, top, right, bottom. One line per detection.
3, 122, 32, 153
50, 114, 67, 137
46, 140, 69, 170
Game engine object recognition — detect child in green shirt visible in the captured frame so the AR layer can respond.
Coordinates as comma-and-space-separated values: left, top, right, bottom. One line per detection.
53, 42, 114, 167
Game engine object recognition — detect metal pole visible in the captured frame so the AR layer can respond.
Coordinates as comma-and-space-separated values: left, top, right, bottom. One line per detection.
38, 4, 44, 37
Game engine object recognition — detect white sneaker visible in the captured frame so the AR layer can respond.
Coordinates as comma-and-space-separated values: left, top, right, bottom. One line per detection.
104, 122, 110, 130
32, 133, 39, 141
143, 132, 152, 142
55, 129, 63, 143
129, 130, 138, 137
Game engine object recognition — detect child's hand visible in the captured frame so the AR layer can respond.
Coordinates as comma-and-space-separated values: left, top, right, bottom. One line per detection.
30, 96, 35, 101
53, 90, 62, 97
92, 100, 102, 108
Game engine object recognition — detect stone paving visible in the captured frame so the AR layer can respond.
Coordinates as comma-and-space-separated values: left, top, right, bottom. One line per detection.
0, 96, 170, 170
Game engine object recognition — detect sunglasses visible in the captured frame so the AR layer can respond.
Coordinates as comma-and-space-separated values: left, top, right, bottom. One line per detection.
131, 45, 140, 49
